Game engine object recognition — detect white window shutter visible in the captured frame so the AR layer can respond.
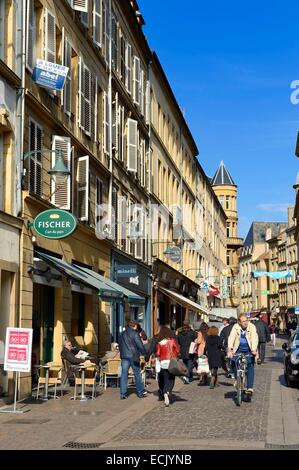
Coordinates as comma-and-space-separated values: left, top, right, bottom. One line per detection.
140, 70, 145, 116
94, 76, 98, 142
44, 9, 56, 63
72, 0, 88, 13
112, 92, 118, 155
77, 155, 89, 221
103, 91, 110, 155
29, 119, 43, 197
111, 15, 117, 70
140, 139, 145, 187
145, 79, 150, 125
133, 56, 140, 105
126, 43, 132, 94
127, 119, 138, 172
93, 0, 102, 47
120, 34, 126, 83
118, 105, 124, 163
78, 57, 84, 129
26, 0, 35, 70
51, 136, 71, 210
95, 176, 103, 232
84, 65, 91, 135
104, 1, 110, 65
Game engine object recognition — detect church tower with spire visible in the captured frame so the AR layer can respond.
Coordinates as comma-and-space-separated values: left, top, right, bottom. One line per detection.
211, 161, 243, 309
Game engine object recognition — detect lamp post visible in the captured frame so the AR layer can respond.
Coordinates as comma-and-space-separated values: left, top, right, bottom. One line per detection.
184, 269, 203, 279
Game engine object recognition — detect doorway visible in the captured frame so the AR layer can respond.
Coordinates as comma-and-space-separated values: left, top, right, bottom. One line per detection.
0, 270, 13, 397
32, 285, 55, 365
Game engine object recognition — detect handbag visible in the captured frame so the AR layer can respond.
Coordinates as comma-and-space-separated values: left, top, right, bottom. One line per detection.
188, 341, 198, 355
197, 355, 209, 374
168, 359, 188, 377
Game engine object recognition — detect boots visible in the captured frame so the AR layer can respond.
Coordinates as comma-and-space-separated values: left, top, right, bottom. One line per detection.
209, 376, 216, 389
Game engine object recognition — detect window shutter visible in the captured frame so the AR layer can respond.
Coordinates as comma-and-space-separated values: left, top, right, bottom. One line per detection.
93, 0, 102, 47
112, 187, 118, 243
126, 43, 132, 94
111, 15, 117, 70
133, 206, 145, 260
140, 139, 145, 187
112, 92, 118, 156
103, 91, 110, 155
77, 155, 89, 221
104, 1, 110, 65
119, 105, 125, 163
120, 195, 127, 251
51, 136, 71, 210
62, 30, 72, 115
140, 70, 145, 116
71, 0, 88, 13
133, 56, 140, 105
127, 119, 138, 172
84, 65, 91, 135
93, 76, 98, 142
44, 9, 56, 63
120, 34, 126, 83
95, 176, 103, 232
29, 119, 43, 197
145, 79, 150, 125
26, 0, 35, 70
78, 57, 84, 129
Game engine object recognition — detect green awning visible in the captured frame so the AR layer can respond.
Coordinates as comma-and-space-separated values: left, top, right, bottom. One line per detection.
75, 265, 145, 305
35, 252, 145, 304
35, 252, 124, 302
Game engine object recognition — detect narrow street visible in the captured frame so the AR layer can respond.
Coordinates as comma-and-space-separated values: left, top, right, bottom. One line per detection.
0, 337, 298, 451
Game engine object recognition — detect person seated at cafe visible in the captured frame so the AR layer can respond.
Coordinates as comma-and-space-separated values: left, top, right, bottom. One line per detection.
61, 340, 91, 365
102, 343, 120, 361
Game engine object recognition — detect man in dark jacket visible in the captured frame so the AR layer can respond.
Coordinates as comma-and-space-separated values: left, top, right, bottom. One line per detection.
177, 320, 197, 383
252, 315, 270, 364
119, 320, 147, 400
220, 317, 237, 377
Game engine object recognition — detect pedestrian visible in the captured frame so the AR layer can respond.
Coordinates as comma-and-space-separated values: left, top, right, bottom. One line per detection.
219, 318, 229, 335
269, 322, 276, 347
219, 318, 230, 375
155, 326, 180, 407
219, 316, 237, 377
252, 314, 270, 364
177, 320, 197, 384
196, 322, 209, 385
118, 320, 147, 400
205, 326, 222, 389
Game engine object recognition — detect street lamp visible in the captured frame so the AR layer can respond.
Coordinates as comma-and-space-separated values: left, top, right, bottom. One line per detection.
184, 269, 203, 279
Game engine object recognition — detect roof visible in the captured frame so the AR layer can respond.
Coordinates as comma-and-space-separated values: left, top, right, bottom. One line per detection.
244, 222, 287, 247
211, 161, 236, 186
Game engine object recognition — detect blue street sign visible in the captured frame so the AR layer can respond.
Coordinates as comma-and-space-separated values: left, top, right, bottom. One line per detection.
32, 59, 69, 91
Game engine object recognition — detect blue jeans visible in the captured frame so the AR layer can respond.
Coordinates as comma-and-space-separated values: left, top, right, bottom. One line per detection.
183, 357, 194, 379
120, 358, 145, 397
231, 354, 255, 390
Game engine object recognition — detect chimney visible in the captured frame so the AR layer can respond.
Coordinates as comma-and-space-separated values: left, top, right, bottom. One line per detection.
265, 227, 272, 242
288, 206, 294, 228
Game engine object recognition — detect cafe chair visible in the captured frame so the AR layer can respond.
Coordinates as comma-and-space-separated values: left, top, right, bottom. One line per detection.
73, 365, 98, 400
36, 362, 63, 400
102, 359, 121, 390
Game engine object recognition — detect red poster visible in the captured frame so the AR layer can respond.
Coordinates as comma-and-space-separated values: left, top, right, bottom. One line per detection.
8, 347, 18, 361
9, 332, 19, 344
17, 348, 27, 362
19, 333, 29, 346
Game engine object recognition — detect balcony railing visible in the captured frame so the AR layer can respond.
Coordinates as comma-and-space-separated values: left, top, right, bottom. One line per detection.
227, 237, 244, 246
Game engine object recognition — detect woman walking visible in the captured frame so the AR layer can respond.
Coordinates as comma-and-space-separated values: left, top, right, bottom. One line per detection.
196, 322, 209, 385
205, 326, 222, 389
155, 326, 180, 407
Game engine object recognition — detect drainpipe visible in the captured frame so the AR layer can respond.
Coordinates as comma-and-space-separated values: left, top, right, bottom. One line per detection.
146, 59, 152, 336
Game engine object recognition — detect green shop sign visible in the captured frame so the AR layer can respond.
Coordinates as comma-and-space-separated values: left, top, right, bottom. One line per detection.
33, 209, 77, 239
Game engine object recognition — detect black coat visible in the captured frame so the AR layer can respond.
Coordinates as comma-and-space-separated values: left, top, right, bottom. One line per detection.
254, 319, 270, 343
220, 320, 237, 349
178, 328, 197, 359
61, 347, 83, 365
205, 335, 222, 369
119, 327, 146, 361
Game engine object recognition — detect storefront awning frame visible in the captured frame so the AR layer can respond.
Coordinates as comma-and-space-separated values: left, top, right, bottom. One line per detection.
159, 287, 209, 316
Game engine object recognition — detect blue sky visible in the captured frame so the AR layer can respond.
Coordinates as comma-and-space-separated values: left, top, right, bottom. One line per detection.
139, 0, 299, 238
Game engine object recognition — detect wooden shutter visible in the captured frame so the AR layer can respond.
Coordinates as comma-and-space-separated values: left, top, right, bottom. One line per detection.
71, 0, 88, 12
78, 57, 84, 129
120, 194, 126, 251
77, 155, 89, 221
62, 31, 72, 116
118, 105, 125, 163
140, 139, 146, 187
95, 176, 103, 232
111, 15, 117, 70
26, 0, 35, 70
145, 79, 150, 125
120, 34, 126, 83
51, 136, 71, 210
84, 65, 91, 135
112, 187, 118, 243
93, 0, 102, 47
93, 76, 98, 142
29, 119, 43, 197
127, 119, 138, 172
126, 43, 132, 94
112, 92, 118, 156
133, 56, 140, 105
44, 9, 56, 63
104, 1, 109, 65
140, 70, 145, 116
103, 91, 110, 155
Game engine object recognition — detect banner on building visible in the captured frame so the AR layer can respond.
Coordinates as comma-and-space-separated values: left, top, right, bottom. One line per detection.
4, 328, 33, 372
252, 270, 293, 279
32, 60, 69, 91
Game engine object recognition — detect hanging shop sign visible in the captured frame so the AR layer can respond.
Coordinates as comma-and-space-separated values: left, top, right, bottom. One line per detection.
116, 265, 137, 278
32, 209, 77, 239
32, 59, 69, 91
165, 246, 182, 263
4, 328, 33, 372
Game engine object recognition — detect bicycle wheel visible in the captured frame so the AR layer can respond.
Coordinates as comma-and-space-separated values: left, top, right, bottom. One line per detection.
236, 374, 243, 406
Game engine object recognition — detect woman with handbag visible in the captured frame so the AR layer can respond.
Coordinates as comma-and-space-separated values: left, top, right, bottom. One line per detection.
205, 326, 222, 389
196, 322, 209, 385
155, 326, 180, 407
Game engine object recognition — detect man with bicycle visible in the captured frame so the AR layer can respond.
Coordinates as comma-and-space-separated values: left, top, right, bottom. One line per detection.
227, 313, 259, 402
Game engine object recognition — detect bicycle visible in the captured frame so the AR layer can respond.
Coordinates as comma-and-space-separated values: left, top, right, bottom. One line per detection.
233, 353, 251, 406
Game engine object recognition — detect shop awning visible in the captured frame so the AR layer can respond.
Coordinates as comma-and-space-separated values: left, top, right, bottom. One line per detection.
159, 287, 209, 316
76, 265, 145, 305
35, 252, 144, 304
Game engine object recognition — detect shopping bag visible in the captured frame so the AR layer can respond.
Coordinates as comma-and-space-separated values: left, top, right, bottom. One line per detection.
188, 341, 198, 355
168, 359, 188, 377
197, 355, 209, 374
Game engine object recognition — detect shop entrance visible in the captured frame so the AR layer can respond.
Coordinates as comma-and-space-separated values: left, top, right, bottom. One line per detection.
0, 270, 14, 397
71, 292, 85, 339
32, 284, 55, 365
